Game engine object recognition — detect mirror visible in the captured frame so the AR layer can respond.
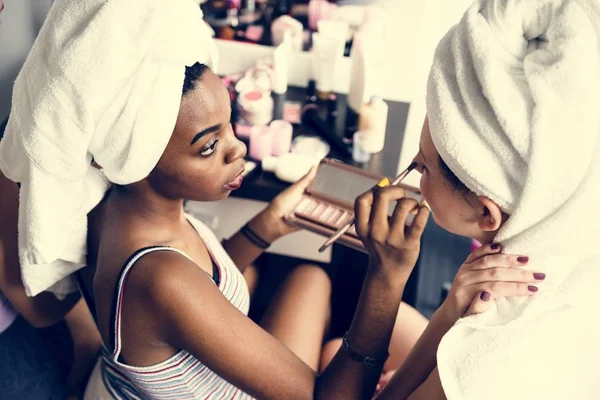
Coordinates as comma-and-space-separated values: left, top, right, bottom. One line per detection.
200, 0, 376, 56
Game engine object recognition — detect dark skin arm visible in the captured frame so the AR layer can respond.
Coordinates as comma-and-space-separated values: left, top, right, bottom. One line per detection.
0, 171, 80, 328
377, 244, 540, 399
222, 166, 316, 273
127, 184, 430, 399
221, 210, 281, 273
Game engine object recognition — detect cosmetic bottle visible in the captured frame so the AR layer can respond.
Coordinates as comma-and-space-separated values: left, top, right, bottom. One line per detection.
273, 30, 292, 94
352, 131, 371, 164
326, 94, 338, 126
358, 96, 388, 154
347, 6, 384, 113
312, 32, 339, 101
270, 120, 294, 156
219, 6, 240, 40
271, 15, 303, 51
305, 80, 318, 104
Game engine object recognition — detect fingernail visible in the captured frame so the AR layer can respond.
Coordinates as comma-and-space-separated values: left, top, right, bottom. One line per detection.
517, 256, 529, 263
377, 178, 390, 188
533, 273, 546, 280
528, 285, 538, 292
420, 199, 430, 210
491, 243, 500, 250
480, 291, 491, 301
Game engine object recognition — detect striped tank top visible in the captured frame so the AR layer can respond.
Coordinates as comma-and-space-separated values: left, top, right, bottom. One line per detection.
101, 216, 253, 399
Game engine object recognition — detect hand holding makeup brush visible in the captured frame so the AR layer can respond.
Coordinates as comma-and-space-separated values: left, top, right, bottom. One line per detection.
354, 182, 430, 282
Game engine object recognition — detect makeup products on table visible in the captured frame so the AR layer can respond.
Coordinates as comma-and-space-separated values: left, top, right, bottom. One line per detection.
308, 0, 338, 31
311, 32, 339, 100
273, 31, 292, 95
270, 120, 293, 156
271, 15, 304, 51
282, 101, 302, 124
237, 90, 274, 126
305, 80, 318, 104
237, 24, 265, 42
249, 125, 273, 161
262, 153, 318, 183
343, 108, 359, 144
326, 94, 338, 126
292, 135, 330, 160
352, 131, 371, 163
285, 159, 421, 253
235, 65, 275, 126
347, 6, 385, 113
302, 104, 352, 157
219, 6, 240, 40
358, 96, 388, 153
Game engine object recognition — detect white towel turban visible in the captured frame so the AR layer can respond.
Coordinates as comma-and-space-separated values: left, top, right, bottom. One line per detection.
427, 0, 600, 398
0, 0, 218, 297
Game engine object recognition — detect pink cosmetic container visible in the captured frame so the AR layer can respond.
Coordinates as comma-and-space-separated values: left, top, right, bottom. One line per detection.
249, 125, 273, 161
269, 120, 293, 156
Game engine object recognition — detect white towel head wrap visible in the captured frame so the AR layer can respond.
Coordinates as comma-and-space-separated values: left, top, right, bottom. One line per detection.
427, 0, 600, 398
0, 0, 217, 297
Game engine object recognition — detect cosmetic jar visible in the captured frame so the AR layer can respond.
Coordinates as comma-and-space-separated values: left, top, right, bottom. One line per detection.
235, 65, 275, 126
249, 125, 273, 161
271, 15, 303, 51
352, 131, 371, 163
308, 0, 338, 31
270, 120, 294, 156
237, 90, 273, 126
291, 135, 330, 161
275, 153, 318, 183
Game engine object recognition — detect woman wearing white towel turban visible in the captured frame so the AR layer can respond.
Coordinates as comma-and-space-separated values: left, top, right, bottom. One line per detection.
375, 0, 600, 399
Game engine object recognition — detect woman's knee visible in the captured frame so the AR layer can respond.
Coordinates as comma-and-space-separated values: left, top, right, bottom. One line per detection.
289, 264, 332, 295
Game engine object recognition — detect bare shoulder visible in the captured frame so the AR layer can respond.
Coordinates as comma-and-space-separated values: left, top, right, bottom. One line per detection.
119, 248, 215, 313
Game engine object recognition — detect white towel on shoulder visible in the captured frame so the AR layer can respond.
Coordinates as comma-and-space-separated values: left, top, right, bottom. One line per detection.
0, 0, 217, 297
427, 0, 600, 398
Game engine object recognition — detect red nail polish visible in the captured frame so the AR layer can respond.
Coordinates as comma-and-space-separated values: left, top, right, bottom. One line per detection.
480, 291, 491, 301
517, 256, 529, 263
533, 273, 546, 280
528, 285, 538, 292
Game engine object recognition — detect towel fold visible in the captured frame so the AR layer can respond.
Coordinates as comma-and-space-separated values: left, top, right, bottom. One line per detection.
0, 0, 217, 297
427, 0, 600, 398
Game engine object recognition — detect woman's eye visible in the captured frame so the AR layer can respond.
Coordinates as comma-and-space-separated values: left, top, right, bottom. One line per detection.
199, 139, 218, 156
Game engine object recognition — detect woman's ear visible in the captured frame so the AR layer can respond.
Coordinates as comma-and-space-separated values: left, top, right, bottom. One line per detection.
477, 196, 504, 232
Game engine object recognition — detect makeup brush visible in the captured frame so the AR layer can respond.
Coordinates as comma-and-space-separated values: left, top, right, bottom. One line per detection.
318, 161, 418, 253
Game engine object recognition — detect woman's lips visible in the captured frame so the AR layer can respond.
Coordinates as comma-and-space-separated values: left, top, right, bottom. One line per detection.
224, 171, 244, 191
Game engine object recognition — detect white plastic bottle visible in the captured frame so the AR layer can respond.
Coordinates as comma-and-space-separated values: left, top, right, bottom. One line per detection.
273, 30, 292, 94
358, 96, 388, 153
347, 6, 385, 113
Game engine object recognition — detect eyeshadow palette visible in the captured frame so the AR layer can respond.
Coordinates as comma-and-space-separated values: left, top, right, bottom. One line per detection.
284, 158, 421, 252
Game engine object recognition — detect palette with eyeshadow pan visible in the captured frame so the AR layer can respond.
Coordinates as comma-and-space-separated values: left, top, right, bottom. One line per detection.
284, 158, 421, 253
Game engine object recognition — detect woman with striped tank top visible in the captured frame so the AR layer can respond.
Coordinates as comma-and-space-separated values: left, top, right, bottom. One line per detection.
77, 61, 432, 400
